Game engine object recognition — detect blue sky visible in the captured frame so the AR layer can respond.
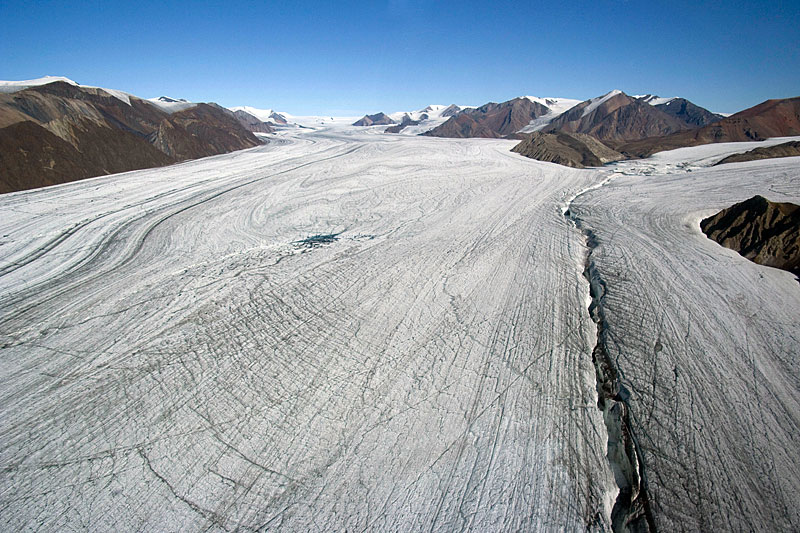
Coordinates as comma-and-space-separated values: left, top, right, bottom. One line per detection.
2, 0, 798, 115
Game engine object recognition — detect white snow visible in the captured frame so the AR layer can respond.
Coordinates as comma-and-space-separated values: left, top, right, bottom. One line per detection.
581, 89, 624, 118
0, 75, 133, 105
0, 130, 615, 530
229, 105, 281, 123
146, 96, 196, 113
569, 140, 800, 531
519, 96, 582, 133
634, 94, 678, 106
1, 128, 799, 531
381, 103, 474, 134
0, 75, 79, 92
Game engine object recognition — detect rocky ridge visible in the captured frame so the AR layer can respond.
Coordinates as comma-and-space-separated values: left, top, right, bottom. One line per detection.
618, 96, 800, 157
714, 140, 800, 165
700, 195, 800, 276
423, 97, 550, 138
511, 131, 623, 168
0, 80, 261, 194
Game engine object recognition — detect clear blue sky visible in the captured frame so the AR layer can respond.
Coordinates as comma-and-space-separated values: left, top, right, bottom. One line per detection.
2, 0, 798, 115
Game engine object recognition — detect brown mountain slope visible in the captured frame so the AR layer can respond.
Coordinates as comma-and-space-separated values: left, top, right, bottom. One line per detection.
511, 131, 623, 168
618, 96, 800, 157
701, 195, 800, 276
543, 91, 690, 145
233, 109, 275, 133
422, 97, 550, 138
352, 112, 396, 126
652, 98, 723, 127
0, 81, 261, 193
714, 141, 800, 165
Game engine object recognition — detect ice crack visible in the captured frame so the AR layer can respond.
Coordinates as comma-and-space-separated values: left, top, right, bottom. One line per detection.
566, 186, 657, 533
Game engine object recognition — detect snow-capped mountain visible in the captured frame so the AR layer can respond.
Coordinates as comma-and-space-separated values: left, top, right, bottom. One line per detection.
518, 96, 583, 133
542, 90, 705, 144
146, 96, 196, 114
0, 75, 134, 105
634, 94, 678, 106
350, 104, 475, 134
634, 94, 724, 127
229, 106, 290, 126
423, 96, 574, 138
0, 77, 260, 193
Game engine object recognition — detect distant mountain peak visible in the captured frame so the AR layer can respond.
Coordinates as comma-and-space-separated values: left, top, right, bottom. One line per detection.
156, 96, 189, 103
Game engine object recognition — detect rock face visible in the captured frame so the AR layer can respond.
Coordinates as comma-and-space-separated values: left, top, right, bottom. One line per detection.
268, 111, 288, 125
233, 109, 275, 133
511, 131, 623, 168
423, 97, 550, 138
619, 96, 800, 157
652, 98, 723, 127
700, 195, 800, 275
352, 112, 396, 126
384, 114, 420, 134
0, 81, 262, 194
543, 91, 690, 145
714, 140, 800, 165
439, 104, 462, 117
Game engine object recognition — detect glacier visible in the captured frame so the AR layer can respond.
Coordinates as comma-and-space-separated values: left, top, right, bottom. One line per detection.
0, 125, 798, 531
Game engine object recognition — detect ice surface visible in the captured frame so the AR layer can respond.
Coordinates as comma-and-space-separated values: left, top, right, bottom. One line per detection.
570, 142, 800, 531
1, 126, 798, 531
0, 129, 616, 530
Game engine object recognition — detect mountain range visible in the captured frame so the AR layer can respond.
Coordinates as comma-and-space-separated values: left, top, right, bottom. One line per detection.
0, 78, 262, 193
1, 76, 798, 193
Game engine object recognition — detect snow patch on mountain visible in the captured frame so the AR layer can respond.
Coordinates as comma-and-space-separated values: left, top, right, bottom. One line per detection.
381, 104, 476, 135
147, 96, 196, 113
0, 76, 79, 92
229, 106, 294, 125
581, 90, 623, 117
635, 94, 679, 106
519, 96, 582, 133
0, 75, 133, 105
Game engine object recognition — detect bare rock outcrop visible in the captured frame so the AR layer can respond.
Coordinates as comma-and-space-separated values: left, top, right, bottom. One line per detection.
618, 96, 800, 157
700, 195, 800, 276
652, 98, 723, 127
714, 140, 800, 165
423, 97, 550, 138
385, 114, 421, 133
233, 109, 275, 133
352, 112, 396, 126
543, 91, 690, 145
511, 131, 623, 168
0, 81, 261, 194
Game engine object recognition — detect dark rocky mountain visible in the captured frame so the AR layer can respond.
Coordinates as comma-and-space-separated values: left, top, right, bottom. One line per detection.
651, 98, 723, 127
423, 97, 551, 139
385, 114, 421, 134
439, 104, 462, 118
0, 81, 261, 194
233, 109, 275, 133
701, 195, 800, 276
714, 140, 800, 165
352, 112, 396, 126
618, 96, 800, 157
542, 90, 691, 145
511, 131, 623, 168
268, 111, 288, 125
154, 96, 188, 103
